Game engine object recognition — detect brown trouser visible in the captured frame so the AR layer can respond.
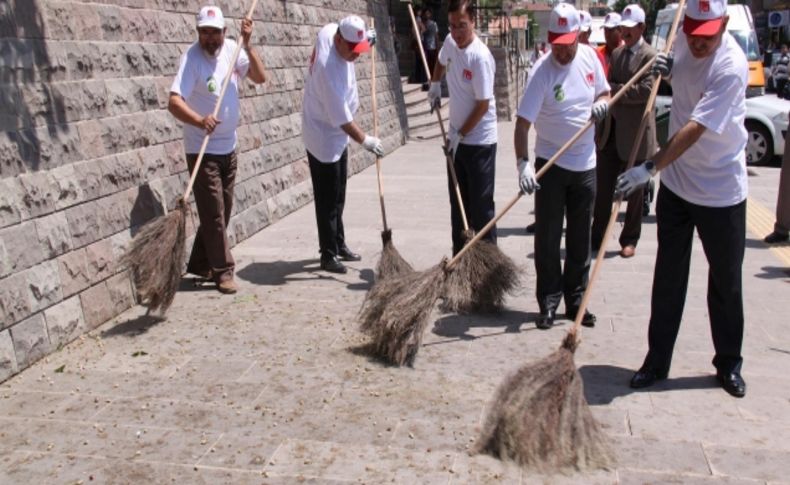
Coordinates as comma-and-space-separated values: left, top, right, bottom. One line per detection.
185, 151, 237, 283
775, 129, 790, 235
591, 132, 645, 249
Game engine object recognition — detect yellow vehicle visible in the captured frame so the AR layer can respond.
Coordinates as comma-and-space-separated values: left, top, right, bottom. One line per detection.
653, 3, 765, 97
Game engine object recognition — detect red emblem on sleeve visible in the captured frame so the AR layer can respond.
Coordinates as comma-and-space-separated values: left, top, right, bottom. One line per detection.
586, 72, 594, 85
463, 69, 473, 80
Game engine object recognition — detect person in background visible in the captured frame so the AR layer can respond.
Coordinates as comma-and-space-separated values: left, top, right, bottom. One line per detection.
597, 12, 623, 77
772, 44, 789, 98
422, 9, 439, 90
412, 8, 427, 84
764, 111, 790, 244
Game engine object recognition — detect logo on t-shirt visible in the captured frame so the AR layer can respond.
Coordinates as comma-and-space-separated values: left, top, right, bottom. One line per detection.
463, 69, 473, 81
553, 83, 565, 102
586, 72, 595, 86
206, 75, 218, 93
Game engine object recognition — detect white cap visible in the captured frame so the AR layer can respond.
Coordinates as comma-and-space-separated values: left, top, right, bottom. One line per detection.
548, 2, 580, 45
684, 0, 726, 36
338, 15, 370, 53
603, 12, 621, 29
197, 5, 225, 30
620, 4, 646, 27
579, 11, 592, 32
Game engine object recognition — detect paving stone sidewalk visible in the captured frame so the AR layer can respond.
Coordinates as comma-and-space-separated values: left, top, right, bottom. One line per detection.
1, 121, 789, 484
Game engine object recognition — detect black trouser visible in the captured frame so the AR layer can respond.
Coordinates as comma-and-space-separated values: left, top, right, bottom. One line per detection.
534, 158, 596, 314
448, 143, 497, 255
643, 184, 745, 375
591, 133, 646, 249
308, 149, 348, 260
186, 151, 237, 283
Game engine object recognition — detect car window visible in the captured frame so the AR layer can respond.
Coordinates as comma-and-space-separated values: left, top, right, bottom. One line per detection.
729, 30, 761, 61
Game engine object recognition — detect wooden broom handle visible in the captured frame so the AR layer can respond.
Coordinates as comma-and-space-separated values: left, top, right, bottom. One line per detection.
569, 0, 687, 337
182, 0, 260, 202
371, 18, 389, 231
446, 56, 656, 270
406, 3, 470, 231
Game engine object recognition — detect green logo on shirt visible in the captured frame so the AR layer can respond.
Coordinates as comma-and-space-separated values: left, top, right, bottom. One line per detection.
207, 76, 218, 93
553, 83, 565, 102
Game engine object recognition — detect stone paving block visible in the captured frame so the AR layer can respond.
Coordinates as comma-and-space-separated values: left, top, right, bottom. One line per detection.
617, 469, 762, 485
10, 313, 51, 369
0, 330, 18, 382
44, 295, 87, 349
264, 438, 454, 483
611, 436, 711, 475
0, 391, 74, 420
194, 428, 284, 471
448, 453, 523, 484
705, 445, 790, 482
520, 469, 617, 485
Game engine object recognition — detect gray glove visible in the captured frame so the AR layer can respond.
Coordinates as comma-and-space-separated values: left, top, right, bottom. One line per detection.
366, 28, 377, 47
362, 135, 384, 157
446, 126, 463, 161
591, 100, 609, 122
518, 158, 539, 195
428, 81, 441, 114
652, 52, 673, 77
616, 162, 655, 198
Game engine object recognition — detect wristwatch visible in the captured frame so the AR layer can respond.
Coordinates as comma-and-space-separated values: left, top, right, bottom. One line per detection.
644, 160, 657, 176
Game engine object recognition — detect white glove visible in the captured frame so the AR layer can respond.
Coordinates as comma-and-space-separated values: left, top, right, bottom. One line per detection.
591, 99, 609, 122
428, 81, 441, 114
652, 52, 673, 77
616, 162, 654, 198
366, 28, 377, 47
362, 135, 384, 157
446, 126, 463, 160
518, 158, 539, 195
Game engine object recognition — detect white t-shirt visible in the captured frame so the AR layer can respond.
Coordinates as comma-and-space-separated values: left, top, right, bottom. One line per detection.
302, 24, 359, 163
438, 34, 497, 146
170, 39, 250, 155
517, 44, 609, 171
661, 32, 748, 207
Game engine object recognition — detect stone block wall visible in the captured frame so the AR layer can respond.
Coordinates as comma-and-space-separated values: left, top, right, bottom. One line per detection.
492, 46, 527, 121
0, 0, 408, 382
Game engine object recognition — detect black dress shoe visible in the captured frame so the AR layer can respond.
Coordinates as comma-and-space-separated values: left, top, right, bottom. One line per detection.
525, 222, 536, 234
764, 231, 789, 244
536, 309, 555, 330
338, 247, 362, 262
320, 257, 347, 274
717, 371, 746, 398
566, 307, 597, 328
630, 366, 668, 389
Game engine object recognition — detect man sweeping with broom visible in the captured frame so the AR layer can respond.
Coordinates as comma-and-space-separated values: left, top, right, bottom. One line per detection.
302, 15, 382, 274
427, 0, 498, 256
168, 5, 268, 294
514, 2, 610, 330
617, 0, 749, 398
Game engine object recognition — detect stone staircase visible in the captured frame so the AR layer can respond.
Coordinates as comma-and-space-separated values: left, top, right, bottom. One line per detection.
402, 77, 449, 142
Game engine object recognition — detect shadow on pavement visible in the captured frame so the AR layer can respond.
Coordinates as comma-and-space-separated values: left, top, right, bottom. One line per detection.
431, 309, 538, 340
579, 364, 719, 405
101, 314, 166, 338
754, 265, 790, 279
236, 260, 372, 291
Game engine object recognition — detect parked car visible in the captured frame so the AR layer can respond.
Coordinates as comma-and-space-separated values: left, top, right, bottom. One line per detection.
655, 91, 790, 165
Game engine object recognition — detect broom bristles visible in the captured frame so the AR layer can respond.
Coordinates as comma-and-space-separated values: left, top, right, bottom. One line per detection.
119, 199, 187, 315
359, 263, 446, 366
441, 230, 520, 313
375, 230, 413, 281
476, 332, 613, 472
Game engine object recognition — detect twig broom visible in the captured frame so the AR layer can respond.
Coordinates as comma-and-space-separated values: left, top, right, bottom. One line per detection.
475, 1, 686, 471
370, 18, 414, 281
120, 0, 259, 314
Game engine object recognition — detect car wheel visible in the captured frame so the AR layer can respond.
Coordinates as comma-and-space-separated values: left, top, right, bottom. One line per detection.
745, 120, 772, 166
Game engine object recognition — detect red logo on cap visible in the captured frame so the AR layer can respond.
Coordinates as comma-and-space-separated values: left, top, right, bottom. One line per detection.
357, 29, 364, 39
624, 8, 630, 15
463, 69, 473, 80
558, 17, 567, 27
700, 0, 710, 12
207, 9, 216, 17
586, 72, 594, 85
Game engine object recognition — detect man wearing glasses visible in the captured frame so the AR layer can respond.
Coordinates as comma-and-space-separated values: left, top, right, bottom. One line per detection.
302, 16, 382, 274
